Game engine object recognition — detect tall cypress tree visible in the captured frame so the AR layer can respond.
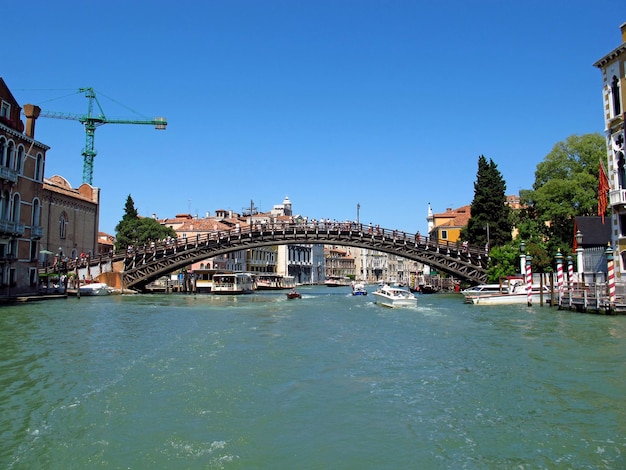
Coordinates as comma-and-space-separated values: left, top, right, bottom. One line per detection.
463, 155, 512, 250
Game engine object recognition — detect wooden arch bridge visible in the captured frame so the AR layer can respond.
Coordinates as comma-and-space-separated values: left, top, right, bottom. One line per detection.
108, 222, 489, 291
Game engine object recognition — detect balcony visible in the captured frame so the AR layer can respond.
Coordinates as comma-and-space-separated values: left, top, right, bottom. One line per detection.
0, 166, 18, 184
0, 220, 25, 236
31, 225, 43, 239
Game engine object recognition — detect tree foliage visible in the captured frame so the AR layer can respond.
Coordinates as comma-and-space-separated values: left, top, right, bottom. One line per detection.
521, 133, 605, 256
462, 155, 512, 249
114, 194, 176, 251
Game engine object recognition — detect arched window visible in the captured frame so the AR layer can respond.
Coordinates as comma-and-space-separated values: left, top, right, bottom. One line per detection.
59, 212, 68, 239
35, 153, 44, 181
611, 75, 621, 117
0, 138, 5, 167
15, 145, 24, 173
11, 193, 20, 223
6, 141, 14, 169
32, 198, 41, 226
0, 190, 8, 220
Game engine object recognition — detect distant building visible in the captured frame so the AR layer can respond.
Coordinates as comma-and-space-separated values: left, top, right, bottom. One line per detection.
159, 197, 325, 284
428, 205, 471, 244
324, 245, 355, 279
594, 22, 626, 279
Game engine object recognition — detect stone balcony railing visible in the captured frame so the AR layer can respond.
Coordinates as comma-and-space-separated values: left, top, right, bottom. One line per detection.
0, 219, 25, 236
0, 166, 18, 184
609, 189, 626, 206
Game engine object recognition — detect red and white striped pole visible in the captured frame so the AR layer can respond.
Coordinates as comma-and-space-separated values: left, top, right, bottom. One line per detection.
526, 256, 533, 306
556, 251, 564, 304
606, 244, 615, 308
567, 255, 574, 291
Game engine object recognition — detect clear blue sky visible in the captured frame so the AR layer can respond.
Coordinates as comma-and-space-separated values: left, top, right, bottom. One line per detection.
3, 0, 622, 235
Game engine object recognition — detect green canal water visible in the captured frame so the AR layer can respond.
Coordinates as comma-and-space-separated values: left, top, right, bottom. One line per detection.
1, 286, 625, 469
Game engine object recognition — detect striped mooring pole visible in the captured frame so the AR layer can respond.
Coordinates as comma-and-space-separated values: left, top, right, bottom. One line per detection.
567, 255, 574, 292
606, 244, 615, 307
556, 250, 564, 303
526, 256, 533, 306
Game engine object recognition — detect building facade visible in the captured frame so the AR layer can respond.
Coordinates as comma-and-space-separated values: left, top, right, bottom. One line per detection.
428, 205, 471, 245
0, 78, 48, 297
40, 175, 100, 263
594, 23, 626, 279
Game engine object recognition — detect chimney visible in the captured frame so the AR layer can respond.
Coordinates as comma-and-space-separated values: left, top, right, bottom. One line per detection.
621, 22, 626, 43
22, 104, 41, 138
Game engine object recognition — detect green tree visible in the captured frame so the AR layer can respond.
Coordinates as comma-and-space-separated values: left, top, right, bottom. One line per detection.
462, 155, 512, 250
114, 194, 176, 251
522, 133, 605, 255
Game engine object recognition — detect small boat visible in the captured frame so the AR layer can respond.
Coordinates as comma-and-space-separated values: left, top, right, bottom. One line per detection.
212, 273, 255, 294
256, 274, 296, 290
351, 282, 368, 296
324, 276, 351, 287
286, 290, 301, 299
463, 277, 551, 305
419, 284, 440, 294
78, 282, 112, 296
372, 285, 417, 308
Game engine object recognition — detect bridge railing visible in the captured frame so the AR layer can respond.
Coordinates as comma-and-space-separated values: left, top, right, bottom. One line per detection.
117, 220, 486, 261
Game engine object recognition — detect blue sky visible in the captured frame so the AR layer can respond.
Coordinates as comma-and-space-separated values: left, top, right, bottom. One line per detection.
3, 0, 622, 235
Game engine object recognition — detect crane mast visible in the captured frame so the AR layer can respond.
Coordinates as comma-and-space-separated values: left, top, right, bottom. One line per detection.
38, 87, 167, 185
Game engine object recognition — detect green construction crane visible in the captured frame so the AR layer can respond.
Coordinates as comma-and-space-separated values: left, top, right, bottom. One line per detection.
38, 87, 167, 185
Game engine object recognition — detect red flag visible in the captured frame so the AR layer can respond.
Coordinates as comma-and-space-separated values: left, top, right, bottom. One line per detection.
598, 161, 609, 223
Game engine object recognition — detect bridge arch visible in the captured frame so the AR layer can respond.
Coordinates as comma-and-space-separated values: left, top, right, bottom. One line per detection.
120, 222, 488, 291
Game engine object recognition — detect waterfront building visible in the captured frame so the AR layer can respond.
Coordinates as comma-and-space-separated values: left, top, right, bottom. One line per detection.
324, 245, 355, 280
0, 79, 48, 296
40, 175, 100, 265
594, 22, 626, 281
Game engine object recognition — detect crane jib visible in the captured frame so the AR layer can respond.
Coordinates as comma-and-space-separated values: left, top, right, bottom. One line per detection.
35, 87, 167, 185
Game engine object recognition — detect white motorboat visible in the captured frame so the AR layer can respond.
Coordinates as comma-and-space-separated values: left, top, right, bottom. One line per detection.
351, 282, 368, 296
372, 285, 417, 308
461, 283, 505, 302
78, 282, 112, 296
465, 280, 552, 305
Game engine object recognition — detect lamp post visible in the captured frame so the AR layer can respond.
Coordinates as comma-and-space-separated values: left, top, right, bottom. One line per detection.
484, 223, 490, 254
357, 203, 360, 226
519, 240, 526, 277
575, 229, 584, 275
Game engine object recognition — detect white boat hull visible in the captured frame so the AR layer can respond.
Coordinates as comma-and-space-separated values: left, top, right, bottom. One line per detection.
372, 286, 417, 308
467, 292, 550, 305
78, 283, 112, 296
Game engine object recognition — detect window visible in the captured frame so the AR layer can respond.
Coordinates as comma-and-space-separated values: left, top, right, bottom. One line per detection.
0, 191, 8, 220
59, 212, 68, 239
620, 213, 626, 237
29, 267, 38, 286
32, 199, 41, 226
6, 141, 14, 169
35, 154, 44, 181
0, 101, 10, 118
619, 153, 625, 190
611, 75, 622, 117
15, 146, 23, 173
11, 193, 19, 223
440, 230, 448, 240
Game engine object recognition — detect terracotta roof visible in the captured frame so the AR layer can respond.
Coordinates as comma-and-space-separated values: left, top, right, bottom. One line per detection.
433, 205, 471, 228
